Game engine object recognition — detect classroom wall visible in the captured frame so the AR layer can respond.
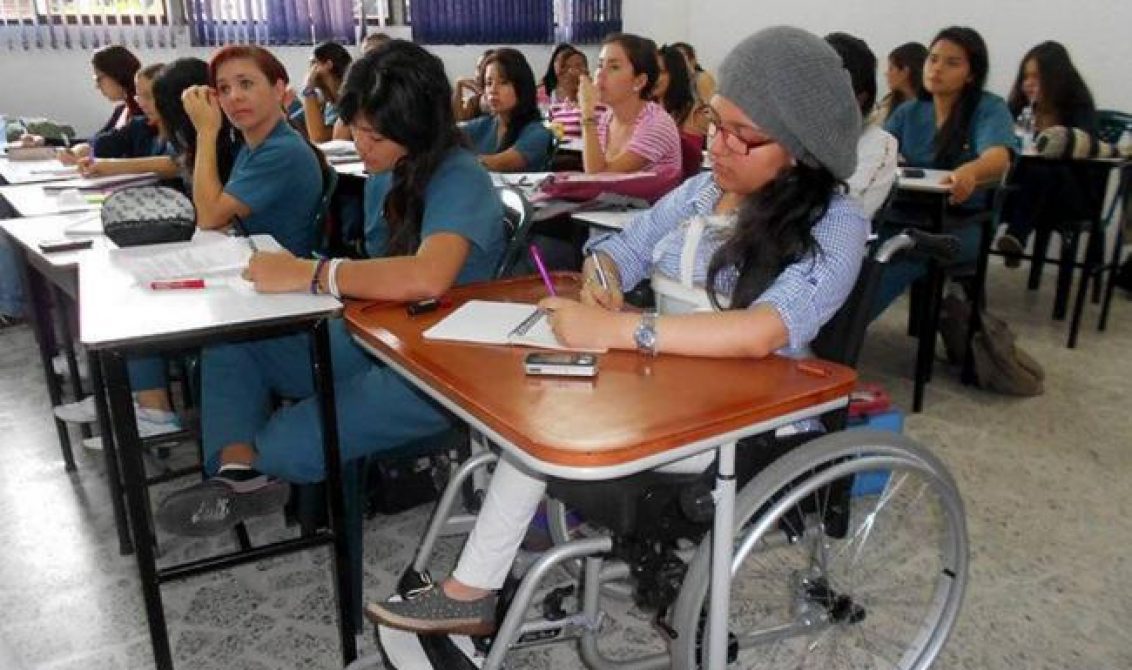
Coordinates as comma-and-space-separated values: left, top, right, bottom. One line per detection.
0, 26, 598, 137
680, 0, 1132, 115
2, 0, 1129, 136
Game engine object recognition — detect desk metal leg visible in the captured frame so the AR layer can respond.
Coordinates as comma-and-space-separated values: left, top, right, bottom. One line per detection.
20, 253, 76, 470
52, 286, 91, 440
106, 350, 172, 670
961, 217, 994, 385
309, 320, 358, 662
706, 441, 736, 670
89, 350, 133, 555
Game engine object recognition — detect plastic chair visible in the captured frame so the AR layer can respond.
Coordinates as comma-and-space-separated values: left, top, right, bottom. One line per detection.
999, 155, 1131, 347
494, 186, 537, 279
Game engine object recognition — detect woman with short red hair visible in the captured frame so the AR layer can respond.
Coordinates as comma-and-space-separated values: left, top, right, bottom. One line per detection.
181, 45, 324, 257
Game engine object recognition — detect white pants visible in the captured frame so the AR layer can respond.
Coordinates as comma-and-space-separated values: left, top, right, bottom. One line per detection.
452, 454, 546, 590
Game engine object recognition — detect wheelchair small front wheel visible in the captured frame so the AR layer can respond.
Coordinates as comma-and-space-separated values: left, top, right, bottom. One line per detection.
670, 430, 968, 669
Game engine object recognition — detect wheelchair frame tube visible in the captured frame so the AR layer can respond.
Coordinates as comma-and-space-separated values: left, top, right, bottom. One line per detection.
706, 441, 737, 670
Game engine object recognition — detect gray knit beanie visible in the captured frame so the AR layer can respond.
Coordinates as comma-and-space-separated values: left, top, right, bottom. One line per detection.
717, 26, 860, 180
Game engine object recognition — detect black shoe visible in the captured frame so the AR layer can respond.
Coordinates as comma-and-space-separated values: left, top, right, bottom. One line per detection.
995, 234, 1024, 269
156, 467, 290, 537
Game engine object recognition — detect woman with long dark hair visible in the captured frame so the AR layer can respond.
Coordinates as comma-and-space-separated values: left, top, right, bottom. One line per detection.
367, 26, 869, 635
155, 40, 505, 538
300, 40, 354, 142
462, 48, 553, 171
540, 42, 581, 104
44, 45, 144, 162
579, 33, 682, 188
654, 43, 704, 179
877, 42, 928, 122
1007, 41, 1096, 134
452, 48, 495, 122
997, 41, 1098, 261
875, 26, 1014, 316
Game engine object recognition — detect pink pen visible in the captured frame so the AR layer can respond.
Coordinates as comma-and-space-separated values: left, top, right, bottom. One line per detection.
528, 244, 556, 297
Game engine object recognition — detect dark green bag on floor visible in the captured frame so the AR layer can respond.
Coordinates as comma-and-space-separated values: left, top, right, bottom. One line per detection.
939, 295, 1045, 397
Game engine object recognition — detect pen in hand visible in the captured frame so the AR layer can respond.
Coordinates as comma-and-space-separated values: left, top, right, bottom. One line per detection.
528, 243, 556, 297
588, 250, 609, 290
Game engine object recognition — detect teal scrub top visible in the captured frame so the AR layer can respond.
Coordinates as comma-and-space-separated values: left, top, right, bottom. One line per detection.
462, 115, 552, 171
363, 148, 504, 284
224, 119, 323, 257
885, 92, 1017, 169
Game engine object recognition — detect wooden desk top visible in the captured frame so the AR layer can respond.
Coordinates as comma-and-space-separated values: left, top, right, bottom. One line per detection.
345, 274, 856, 471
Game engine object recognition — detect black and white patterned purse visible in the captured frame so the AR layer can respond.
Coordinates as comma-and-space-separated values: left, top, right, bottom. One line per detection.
101, 185, 196, 248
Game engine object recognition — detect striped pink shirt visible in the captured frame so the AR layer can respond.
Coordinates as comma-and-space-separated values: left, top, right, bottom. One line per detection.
548, 100, 605, 138
597, 101, 682, 184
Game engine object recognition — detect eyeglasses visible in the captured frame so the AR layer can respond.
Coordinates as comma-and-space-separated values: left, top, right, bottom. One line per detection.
704, 106, 774, 156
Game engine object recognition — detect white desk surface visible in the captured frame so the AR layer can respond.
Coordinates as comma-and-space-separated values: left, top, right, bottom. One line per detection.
0, 211, 111, 269
79, 231, 341, 349
896, 168, 953, 193
333, 161, 367, 177
0, 157, 78, 185
0, 182, 101, 217
571, 209, 639, 231
559, 136, 583, 153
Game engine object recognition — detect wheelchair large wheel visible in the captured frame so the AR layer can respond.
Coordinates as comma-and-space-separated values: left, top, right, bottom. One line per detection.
670, 430, 968, 669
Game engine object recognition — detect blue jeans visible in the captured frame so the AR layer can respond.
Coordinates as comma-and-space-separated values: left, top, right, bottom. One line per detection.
201, 319, 453, 483
0, 235, 26, 317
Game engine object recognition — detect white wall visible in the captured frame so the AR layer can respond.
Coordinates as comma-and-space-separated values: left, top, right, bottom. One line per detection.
682, 0, 1132, 113
3, 0, 1129, 136
0, 25, 599, 137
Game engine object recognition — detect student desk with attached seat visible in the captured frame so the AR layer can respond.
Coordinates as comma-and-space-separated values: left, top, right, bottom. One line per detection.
891, 169, 1001, 411
345, 273, 856, 670
78, 240, 356, 670
0, 212, 109, 472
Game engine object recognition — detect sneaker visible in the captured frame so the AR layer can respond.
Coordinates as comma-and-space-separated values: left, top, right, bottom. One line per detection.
81, 407, 183, 450
996, 234, 1024, 269
155, 466, 290, 537
54, 395, 97, 424
366, 586, 498, 637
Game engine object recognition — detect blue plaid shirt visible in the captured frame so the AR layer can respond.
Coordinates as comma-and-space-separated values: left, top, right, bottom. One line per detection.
586, 172, 870, 356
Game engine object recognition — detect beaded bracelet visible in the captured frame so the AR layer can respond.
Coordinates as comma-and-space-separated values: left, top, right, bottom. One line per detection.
310, 258, 328, 295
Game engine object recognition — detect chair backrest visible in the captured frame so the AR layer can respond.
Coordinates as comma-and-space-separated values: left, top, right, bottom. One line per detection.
1096, 109, 1132, 145
494, 186, 536, 279
314, 162, 340, 256
811, 184, 898, 367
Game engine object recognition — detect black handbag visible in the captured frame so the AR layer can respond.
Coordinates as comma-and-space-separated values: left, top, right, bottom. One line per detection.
101, 185, 196, 248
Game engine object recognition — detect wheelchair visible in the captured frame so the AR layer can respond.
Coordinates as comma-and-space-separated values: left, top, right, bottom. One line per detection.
376, 228, 969, 669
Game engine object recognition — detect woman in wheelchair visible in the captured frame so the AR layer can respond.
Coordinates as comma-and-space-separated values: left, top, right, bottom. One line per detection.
368, 25, 872, 637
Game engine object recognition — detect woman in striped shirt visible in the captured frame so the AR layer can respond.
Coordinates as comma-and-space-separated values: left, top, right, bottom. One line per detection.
578, 33, 682, 191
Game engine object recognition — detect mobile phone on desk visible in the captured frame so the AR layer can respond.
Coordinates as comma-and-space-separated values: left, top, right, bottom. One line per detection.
38, 238, 93, 253
524, 352, 598, 377
901, 168, 926, 178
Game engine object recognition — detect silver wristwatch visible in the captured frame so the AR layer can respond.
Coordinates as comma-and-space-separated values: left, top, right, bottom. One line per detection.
633, 311, 658, 356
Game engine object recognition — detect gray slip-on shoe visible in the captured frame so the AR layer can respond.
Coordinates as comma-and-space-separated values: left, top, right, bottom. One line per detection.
366, 587, 497, 637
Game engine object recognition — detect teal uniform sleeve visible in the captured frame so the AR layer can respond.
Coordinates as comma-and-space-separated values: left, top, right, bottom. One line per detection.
510, 120, 553, 171
972, 93, 1019, 156
224, 142, 300, 216
420, 150, 505, 283
461, 116, 496, 155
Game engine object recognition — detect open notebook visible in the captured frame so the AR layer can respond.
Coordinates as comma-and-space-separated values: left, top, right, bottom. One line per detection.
423, 300, 606, 352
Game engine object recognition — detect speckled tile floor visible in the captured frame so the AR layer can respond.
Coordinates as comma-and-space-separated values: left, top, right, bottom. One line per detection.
1, 256, 1130, 670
